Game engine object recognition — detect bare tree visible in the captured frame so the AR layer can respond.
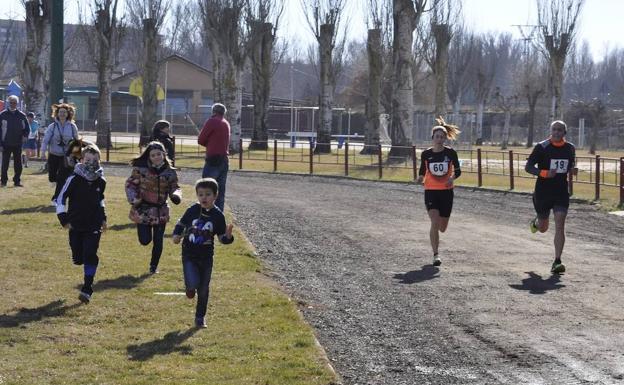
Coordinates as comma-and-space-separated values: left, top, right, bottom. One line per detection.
361, 0, 391, 154
246, 0, 284, 151
517, 40, 546, 147
0, 19, 17, 78
22, 1, 51, 123
389, 0, 432, 158
428, 0, 460, 117
78, 0, 124, 148
200, 0, 247, 153
446, 27, 475, 121
536, 0, 584, 121
301, 0, 347, 153
493, 86, 518, 149
566, 41, 595, 102
126, 0, 171, 145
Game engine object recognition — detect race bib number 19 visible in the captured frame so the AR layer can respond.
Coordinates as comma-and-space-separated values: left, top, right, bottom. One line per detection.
550, 159, 569, 173
429, 162, 449, 176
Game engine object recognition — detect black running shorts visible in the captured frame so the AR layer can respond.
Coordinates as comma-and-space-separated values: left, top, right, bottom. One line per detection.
424, 189, 454, 218
532, 192, 569, 219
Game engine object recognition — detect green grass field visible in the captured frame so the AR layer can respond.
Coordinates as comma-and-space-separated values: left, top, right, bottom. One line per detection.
0, 172, 337, 385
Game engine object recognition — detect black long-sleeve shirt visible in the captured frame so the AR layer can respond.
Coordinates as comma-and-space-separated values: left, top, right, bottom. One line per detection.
418, 147, 461, 190
525, 139, 575, 196
173, 203, 233, 259
56, 172, 106, 231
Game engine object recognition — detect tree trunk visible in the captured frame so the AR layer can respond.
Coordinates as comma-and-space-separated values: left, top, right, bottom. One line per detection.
432, 23, 451, 118
362, 28, 382, 155
22, 1, 50, 125
248, 21, 273, 151
501, 109, 510, 149
316, 23, 334, 154
95, 7, 113, 149
551, 55, 565, 120
475, 101, 484, 145
526, 93, 538, 148
141, 18, 158, 146
221, 57, 242, 154
389, 0, 417, 159
452, 98, 461, 123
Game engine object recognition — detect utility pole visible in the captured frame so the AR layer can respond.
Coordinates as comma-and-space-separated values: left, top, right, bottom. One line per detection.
50, 0, 64, 105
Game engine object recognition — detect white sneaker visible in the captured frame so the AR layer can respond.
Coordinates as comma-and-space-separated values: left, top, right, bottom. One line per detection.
433, 255, 442, 266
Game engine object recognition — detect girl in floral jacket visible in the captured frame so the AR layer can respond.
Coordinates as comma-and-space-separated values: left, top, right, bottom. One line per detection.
126, 141, 182, 274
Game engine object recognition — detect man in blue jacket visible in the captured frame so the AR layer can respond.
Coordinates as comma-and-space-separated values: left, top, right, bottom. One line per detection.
0, 95, 30, 187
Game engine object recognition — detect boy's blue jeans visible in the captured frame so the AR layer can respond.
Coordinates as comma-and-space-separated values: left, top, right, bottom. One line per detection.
202, 157, 228, 212
182, 255, 214, 319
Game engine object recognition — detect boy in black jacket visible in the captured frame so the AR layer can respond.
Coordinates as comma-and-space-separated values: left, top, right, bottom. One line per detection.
172, 178, 233, 328
56, 145, 106, 303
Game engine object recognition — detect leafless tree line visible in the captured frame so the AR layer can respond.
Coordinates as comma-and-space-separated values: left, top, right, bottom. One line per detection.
10, 0, 624, 153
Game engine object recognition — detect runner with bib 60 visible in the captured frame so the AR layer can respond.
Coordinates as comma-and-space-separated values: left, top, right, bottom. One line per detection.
417, 117, 461, 267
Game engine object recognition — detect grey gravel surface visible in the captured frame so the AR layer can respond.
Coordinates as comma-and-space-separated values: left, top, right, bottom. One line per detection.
107, 165, 624, 384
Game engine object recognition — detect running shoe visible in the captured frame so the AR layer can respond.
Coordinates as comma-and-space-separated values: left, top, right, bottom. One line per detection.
195, 317, 207, 329
78, 291, 91, 304
529, 217, 538, 233
186, 289, 196, 299
551, 261, 566, 274
433, 255, 442, 267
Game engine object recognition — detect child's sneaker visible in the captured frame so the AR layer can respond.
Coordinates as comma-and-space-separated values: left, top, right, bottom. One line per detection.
186, 289, 196, 299
149, 265, 159, 274
78, 291, 91, 303
433, 254, 442, 267
529, 217, 538, 233
551, 261, 566, 274
195, 317, 207, 328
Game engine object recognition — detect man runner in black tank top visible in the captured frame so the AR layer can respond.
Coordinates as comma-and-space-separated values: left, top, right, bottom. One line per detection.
525, 120, 577, 274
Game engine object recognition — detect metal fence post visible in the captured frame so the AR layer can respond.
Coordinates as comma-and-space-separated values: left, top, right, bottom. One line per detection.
477, 149, 483, 187
412, 145, 417, 181
309, 145, 313, 174
238, 138, 243, 170
620, 157, 624, 207
106, 128, 111, 163
273, 139, 278, 172
171, 136, 176, 167
378, 144, 383, 179
344, 141, 349, 176
509, 150, 514, 190
595, 154, 600, 200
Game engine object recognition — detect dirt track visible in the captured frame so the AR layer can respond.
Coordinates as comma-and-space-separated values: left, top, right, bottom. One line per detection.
104, 164, 624, 384
220, 171, 624, 385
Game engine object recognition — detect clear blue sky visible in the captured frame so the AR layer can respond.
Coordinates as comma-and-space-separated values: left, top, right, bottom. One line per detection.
2, 0, 620, 60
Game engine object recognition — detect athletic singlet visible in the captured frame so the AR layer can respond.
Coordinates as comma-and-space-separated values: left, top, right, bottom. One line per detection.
418, 147, 461, 190
525, 138, 575, 196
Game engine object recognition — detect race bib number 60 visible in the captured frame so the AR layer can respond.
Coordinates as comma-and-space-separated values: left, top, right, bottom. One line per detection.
550, 159, 569, 173
428, 162, 449, 176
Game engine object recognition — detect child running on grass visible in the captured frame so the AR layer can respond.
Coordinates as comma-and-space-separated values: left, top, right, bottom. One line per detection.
126, 141, 181, 274
172, 178, 233, 328
56, 144, 106, 303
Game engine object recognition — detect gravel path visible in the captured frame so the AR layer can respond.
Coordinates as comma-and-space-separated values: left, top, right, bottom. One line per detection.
109, 165, 624, 384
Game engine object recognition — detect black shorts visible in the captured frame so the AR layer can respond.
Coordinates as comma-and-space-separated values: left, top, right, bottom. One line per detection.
424, 189, 454, 218
532, 192, 569, 219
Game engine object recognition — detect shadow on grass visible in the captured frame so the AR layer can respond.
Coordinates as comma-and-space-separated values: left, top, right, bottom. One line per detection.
0, 205, 56, 215
393, 265, 440, 284
127, 328, 200, 361
107, 223, 136, 231
74, 274, 151, 292
509, 271, 566, 294
0, 299, 82, 328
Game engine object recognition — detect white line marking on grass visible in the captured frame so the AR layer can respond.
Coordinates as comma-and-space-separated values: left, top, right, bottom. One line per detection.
609, 211, 624, 216
154, 292, 186, 296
